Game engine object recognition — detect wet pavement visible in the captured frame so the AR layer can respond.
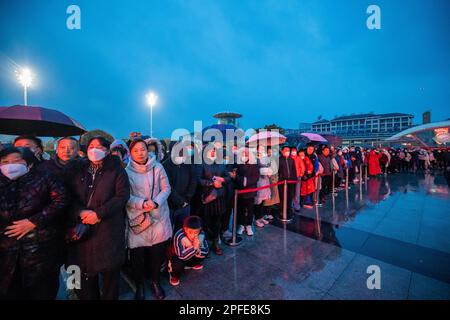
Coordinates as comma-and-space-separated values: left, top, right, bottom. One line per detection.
58, 172, 450, 300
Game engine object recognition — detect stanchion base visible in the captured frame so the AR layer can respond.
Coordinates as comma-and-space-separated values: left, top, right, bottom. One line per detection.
224, 236, 243, 247
278, 218, 293, 223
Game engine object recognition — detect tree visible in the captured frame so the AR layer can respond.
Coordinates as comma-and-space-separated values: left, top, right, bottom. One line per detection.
260, 124, 285, 134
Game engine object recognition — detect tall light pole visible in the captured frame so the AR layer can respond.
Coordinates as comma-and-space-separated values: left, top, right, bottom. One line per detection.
16, 67, 34, 106
146, 91, 158, 137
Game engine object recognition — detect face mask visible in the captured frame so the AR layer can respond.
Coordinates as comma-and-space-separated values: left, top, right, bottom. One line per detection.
207, 155, 216, 162
148, 151, 156, 158
0, 163, 29, 180
88, 148, 106, 162
283, 152, 290, 157
291, 152, 297, 156
241, 156, 249, 163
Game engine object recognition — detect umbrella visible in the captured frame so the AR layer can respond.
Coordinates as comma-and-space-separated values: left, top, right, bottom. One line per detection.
300, 132, 328, 143
202, 124, 238, 142
247, 131, 287, 146
0, 105, 86, 137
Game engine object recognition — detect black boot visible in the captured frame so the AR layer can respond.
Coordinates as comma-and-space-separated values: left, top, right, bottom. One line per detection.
134, 283, 145, 300
150, 281, 165, 300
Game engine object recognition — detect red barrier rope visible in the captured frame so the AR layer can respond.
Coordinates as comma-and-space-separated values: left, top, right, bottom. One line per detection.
236, 180, 298, 194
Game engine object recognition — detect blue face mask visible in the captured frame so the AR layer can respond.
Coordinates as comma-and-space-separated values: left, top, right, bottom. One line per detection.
148, 151, 156, 158
186, 149, 194, 157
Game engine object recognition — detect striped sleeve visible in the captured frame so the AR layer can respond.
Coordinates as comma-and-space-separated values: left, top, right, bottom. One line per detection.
196, 232, 209, 258
173, 230, 196, 261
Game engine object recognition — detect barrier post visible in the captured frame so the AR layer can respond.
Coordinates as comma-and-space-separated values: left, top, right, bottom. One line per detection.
345, 168, 349, 190
359, 165, 363, 199
225, 190, 243, 246
332, 170, 335, 196
316, 175, 322, 205
280, 180, 292, 223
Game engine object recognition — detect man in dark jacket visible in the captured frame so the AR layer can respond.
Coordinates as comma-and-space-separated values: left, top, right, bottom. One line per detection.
163, 141, 197, 231
66, 137, 130, 300
318, 144, 332, 205
278, 145, 297, 220
40, 137, 80, 180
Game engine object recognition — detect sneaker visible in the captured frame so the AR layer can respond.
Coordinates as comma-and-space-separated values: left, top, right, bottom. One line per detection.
237, 225, 245, 235
261, 218, 269, 225
255, 219, 265, 228
185, 264, 204, 270
303, 204, 313, 209
169, 274, 180, 286
245, 225, 254, 236
222, 230, 232, 238
265, 214, 274, 220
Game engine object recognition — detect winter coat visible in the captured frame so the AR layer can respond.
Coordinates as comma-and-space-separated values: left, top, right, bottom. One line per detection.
66, 156, 130, 275
163, 159, 197, 210
368, 151, 382, 176
233, 163, 260, 199
300, 156, 316, 196
198, 163, 231, 200
291, 155, 305, 178
0, 167, 68, 294
318, 154, 332, 176
278, 156, 297, 182
126, 157, 172, 249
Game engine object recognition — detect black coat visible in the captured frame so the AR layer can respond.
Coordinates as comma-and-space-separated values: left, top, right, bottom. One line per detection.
66, 155, 130, 275
233, 163, 260, 199
163, 159, 197, 210
278, 156, 297, 182
198, 163, 231, 199
0, 167, 68, 294
318, 154, 332, 176
39, 155, 81, 182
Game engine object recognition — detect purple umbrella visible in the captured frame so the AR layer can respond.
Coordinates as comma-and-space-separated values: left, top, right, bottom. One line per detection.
0, 105, 87, 137
300, 132, 328, 143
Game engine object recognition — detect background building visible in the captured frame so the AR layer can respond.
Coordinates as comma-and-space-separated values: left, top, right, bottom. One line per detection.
311, 113, 414, 145
213, 112, 242, 127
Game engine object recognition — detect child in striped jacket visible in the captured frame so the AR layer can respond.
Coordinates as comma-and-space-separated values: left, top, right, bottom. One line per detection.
168, 216, 209, 286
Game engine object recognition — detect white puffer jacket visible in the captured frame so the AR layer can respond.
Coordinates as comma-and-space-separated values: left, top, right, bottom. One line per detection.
125, 156, 172, 249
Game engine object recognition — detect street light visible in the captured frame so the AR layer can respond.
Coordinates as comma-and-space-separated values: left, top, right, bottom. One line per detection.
16, 67, 34, 106
146, 91, 158, 137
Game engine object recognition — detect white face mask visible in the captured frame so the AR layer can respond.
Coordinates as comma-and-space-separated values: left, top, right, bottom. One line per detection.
241, 156, 249, 163
148, 151, 156, 158
1, 163, 29, 180
88, 148, 106, 162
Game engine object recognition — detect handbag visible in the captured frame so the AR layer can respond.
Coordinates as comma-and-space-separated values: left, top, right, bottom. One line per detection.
66, 174, 97, 244
129, 168, 155, 235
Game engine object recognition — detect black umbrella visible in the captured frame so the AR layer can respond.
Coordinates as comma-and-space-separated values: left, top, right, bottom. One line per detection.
0, 105, 87, 137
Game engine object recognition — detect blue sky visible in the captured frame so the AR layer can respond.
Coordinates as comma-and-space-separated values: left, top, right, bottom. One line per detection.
0, 0, 449, 139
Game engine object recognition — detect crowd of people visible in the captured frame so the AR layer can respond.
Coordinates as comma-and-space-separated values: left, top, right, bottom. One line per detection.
1, 132, 449, 300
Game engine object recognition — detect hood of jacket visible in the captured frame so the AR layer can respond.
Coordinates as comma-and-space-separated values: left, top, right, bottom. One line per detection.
127, 155, 157, 174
